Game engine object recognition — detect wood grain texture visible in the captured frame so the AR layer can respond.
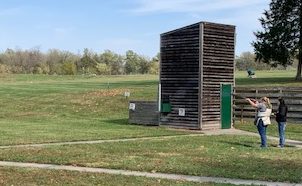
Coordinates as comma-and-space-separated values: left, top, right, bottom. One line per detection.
160, 22, 235, 130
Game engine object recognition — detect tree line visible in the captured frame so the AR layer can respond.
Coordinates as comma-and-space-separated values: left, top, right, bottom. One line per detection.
0, 48, 159, 75
235, 51, 298, 71
0, 47, 298, 76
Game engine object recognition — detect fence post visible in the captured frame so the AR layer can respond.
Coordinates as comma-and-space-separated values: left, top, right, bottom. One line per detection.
241, 105, 244, 124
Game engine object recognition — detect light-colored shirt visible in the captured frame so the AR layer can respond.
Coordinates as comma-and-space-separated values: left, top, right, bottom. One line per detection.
256, 102, 267, 112
256, 102, 272, 125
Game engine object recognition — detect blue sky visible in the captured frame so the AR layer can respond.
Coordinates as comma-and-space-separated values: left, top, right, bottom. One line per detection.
0, 0, 269, 57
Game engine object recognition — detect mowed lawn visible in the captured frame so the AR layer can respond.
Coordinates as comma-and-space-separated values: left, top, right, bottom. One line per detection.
235, 120, 302, 141
0, 71, 301, 184
0, 74, 189, 145
0, 135, 301, 183
235, 69, 301, 87
0, 167, 236, 186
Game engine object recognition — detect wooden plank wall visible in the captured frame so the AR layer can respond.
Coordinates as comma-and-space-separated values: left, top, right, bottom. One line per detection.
234, 87, 302, 122
128, 101, 159, 126
160, 24, 200, 129
201, 23, 235, 130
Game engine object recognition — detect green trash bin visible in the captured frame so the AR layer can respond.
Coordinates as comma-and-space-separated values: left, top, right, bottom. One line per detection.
161, 103, 171, 113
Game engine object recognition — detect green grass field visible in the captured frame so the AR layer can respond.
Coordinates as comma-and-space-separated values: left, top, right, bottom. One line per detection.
0, 135, 301, 182
0, 74, 191, 145
0, 71, 301, 184
0, 167, 236, 186
235, 120, 302, 141
235, 70, 301, 87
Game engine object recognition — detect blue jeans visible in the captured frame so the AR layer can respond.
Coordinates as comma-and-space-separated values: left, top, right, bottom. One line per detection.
257, 119, 267, 147
278, 122, 286, 147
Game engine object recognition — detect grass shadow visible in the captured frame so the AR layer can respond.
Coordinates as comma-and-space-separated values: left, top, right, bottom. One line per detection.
218, 140, 255, 148
104, 118, 159, 128
105, 118, 129, 125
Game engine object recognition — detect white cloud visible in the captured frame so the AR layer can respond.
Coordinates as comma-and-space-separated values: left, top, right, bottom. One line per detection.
131, 0, 266, 14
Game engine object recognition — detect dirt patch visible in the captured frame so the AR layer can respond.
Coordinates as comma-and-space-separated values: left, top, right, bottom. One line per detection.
156, 152, 181, 157
85, 89, 129, 97
12, 112, 51, 117
70, 89, 130, 106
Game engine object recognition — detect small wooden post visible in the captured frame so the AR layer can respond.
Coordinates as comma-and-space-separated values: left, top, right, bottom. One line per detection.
241, 105, 244, 124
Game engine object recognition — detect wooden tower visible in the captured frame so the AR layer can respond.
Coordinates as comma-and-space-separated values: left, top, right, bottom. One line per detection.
160, 21, 235, 130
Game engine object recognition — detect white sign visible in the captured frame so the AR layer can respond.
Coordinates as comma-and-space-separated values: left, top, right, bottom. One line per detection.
124, 92, 130, 97
129, 103, 135, 110
179, 108, 185, 116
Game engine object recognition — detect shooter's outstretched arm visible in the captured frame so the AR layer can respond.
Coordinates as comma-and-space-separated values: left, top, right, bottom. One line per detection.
246, 98, 258, 108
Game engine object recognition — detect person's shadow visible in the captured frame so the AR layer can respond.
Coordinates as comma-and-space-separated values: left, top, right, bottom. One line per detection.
218, 140, 255, 148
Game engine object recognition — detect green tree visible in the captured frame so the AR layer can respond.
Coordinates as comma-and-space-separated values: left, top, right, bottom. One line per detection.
235, 52, 274, 71
47, 49, 79, 75
124, 50, 151, 74
99, 50, 124, 75
96, 63, 111, 75
149, 53, 159, 74
80, 48, 98, 74
124, 50, 140, 74
46, 49, 63, 74
62, 61, 77, 75
253, 0, 302, 80
138, 56, 150, 74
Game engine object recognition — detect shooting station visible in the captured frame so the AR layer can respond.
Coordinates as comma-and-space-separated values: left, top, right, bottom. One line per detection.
129, 21, 236, 130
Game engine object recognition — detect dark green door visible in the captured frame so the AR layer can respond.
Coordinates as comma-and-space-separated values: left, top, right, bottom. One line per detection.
221, 84, 232, 129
